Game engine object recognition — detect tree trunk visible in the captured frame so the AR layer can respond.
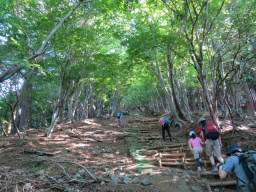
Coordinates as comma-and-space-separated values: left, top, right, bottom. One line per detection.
46, 77, 68, 137
150, 49, 180, 121
88, 83, 96, 118
13, 77, 32, 133
167, 49, 187, 121
244, 83, 256, 114
7, 99, 19, 135
180, 69, 192, 122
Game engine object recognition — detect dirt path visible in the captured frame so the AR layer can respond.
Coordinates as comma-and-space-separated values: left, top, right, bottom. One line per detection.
1, 113, 255, 191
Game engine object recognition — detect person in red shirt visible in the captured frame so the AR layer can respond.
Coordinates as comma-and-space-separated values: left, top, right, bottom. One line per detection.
198, 117, 224, 172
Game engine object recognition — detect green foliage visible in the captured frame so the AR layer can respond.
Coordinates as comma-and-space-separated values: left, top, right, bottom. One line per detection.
0, 0, 255, 127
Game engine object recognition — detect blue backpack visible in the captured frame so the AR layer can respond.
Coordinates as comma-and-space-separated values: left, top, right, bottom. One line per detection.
163, 118, 170, 124
117, 112, 122, 119
239, 150, 256, 191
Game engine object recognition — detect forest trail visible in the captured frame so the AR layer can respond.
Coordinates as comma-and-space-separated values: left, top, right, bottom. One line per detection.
0, 113, 256, 192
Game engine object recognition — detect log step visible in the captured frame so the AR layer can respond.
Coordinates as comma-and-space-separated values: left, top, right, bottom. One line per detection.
209, 180, 236, 186
200, 171, 219, 176
160, 153, 186, 158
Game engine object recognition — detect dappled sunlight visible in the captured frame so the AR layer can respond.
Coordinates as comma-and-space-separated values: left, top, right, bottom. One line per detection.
82, 119, 101, 127
159, 178, 174, 184
236, 125, 250, 131
2, 113, 255, 191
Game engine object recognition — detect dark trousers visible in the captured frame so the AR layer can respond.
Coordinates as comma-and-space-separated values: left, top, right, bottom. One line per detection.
162, 124, 172, 141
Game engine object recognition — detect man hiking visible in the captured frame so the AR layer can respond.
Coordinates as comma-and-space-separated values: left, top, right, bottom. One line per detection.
198, 117, 224, 171
217, 144, 255, 192
158, 117, 172, 142
117, 112, 123, 128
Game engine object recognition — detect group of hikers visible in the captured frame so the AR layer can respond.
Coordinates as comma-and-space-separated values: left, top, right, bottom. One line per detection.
115, 111, 255, 191
158, 116, 256, 192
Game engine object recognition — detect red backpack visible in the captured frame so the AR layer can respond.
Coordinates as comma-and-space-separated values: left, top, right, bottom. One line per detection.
202, 121, 219, 140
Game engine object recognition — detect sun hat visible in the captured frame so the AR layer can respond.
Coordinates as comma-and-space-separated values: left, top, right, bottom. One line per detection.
198, 117, 206, 123
189, 131, 196, 136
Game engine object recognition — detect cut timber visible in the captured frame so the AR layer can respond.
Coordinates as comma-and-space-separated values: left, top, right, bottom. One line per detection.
160, 162, 184, 166
161, 159, 182, 162
160, 153, 186, 158
159, 147, 183, 152
209, 180, 236, 186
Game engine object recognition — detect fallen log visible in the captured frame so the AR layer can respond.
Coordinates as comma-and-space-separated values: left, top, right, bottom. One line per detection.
23, 150, 54, 156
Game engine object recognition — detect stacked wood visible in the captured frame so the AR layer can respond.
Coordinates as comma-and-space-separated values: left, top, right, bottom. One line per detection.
159, 152, 186, 168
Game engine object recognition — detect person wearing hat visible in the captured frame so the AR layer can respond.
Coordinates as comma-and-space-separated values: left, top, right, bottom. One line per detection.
198, 117, 224, 172
188, 131, 204, 171
217, 144, 250, 191
158, 117, 172, 142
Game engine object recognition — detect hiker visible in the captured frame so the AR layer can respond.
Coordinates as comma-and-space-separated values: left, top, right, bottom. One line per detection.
188, 131, 204, 171
198, 117, 224, 171
217, 144, 255, 192
158, 117, 172, 141
117, 112, 123, 127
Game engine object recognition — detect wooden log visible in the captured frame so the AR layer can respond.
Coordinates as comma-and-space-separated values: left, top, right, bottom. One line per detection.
24, 150, 54, 156
146, 143, 187, 150
161, 158, 181, 162
160, 150, 181, 154
208, 180, 236, 186
159, 147, 183, 152
161, 162, 184, 166
200, 171, 219, 176
160, 153, 186, 158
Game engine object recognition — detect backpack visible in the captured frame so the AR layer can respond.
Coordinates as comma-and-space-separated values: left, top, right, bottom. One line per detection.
239, 150, 256, 191
117, 113, 122, 119
202, 121, 219, 140
163, 118, 170, 124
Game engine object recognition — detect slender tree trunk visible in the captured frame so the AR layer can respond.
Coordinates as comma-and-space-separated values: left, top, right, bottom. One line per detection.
151, 49, 180, 120
180, 69, 192, 122
155, 88, 165, 112
46, 77, 68, 137
167, 49, 187, 121
7, 100, 19, 135
88, 83, 95, 118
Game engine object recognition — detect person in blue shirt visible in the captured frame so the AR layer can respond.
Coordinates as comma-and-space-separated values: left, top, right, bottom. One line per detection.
217, 144, 250, 191
158, 117, 172, 141
117, 112, 123, 128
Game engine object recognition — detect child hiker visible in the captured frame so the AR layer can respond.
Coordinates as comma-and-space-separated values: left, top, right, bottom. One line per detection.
188, 131, 203, 171
158, 117, 172, 142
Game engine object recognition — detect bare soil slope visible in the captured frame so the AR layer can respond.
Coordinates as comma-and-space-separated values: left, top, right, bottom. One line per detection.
0, 113, 255, 192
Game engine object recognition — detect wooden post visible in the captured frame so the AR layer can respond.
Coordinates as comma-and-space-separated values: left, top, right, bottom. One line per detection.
159, 152, 162, 167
